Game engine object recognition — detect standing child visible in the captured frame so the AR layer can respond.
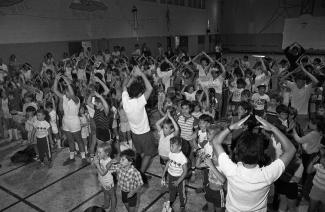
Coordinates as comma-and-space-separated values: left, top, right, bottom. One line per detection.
93, 143, 117, 211
31, 108, 53, 168
307, 148, 325, 212
79, 105, 90, 155
108, 149, 143, 212
162, 136, 188, 212
45, 101, 61, 149
156, 110, 180, 169
195, 114, 213, 194
119, 102, 132, 147
251, 84, 270, 116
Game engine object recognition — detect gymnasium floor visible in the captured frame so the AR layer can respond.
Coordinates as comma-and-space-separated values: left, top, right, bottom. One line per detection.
0, 110, 309, 212
0, 140, 206, 212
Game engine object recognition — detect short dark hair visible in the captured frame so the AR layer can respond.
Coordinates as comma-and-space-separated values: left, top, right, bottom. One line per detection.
163, 118, 174, 129
170, 136, 182, 147
276, 104, 289, 114
127, 81, 144, 99
199, 114, 213, 124
181, 100, 191, 108
235, 131, 266, 165
239, 101, 253, 114
237, 78, 246, 87
45, 102, 53, 109
120, 149, 136, 163
26, 106, 36, 113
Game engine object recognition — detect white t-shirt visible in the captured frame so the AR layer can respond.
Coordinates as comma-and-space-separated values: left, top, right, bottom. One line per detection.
158, 130, 174, 158
218, 153, 285, 212
252, 93, 270, 110
0, 64, 8, 82
253, 73, 270, 92
168, 151, 188, 177
98, 157, 114, 188
33, 120, 50, 138
231, 88, 244, 102
184, 91, 197, 102
157, 67, 173, 91
122, 91, 150, 134
286, 81, 313, 115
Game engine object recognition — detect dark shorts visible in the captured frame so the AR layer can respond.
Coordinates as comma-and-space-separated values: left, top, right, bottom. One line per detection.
204, 186, 225, 208
121, 191, 137, 207
275, 180, 298, 200
160, 156, 168, 166
131, 131, 156, 156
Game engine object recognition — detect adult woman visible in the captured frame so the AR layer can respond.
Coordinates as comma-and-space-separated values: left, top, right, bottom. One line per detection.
53, 74, 88, 166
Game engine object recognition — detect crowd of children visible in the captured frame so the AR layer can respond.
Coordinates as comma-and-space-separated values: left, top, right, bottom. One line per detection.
0, 43, 325, 212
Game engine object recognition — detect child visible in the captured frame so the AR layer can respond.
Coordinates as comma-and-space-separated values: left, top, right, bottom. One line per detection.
108, 149, 143, 212
25, 106, 37, 144
251, 84, 270, 116
230, 78, 246, 114
118, 102, 132, 146
204, 149, 226, 212
191, 102, 202, 119
194, 117, 216, 195
162, 136, 188, 212
93, 143, 117, 211
156, 110, 179, 169
45, 101, 61, 149
79, 105, 90, 154
31, 108, 53, 168
307, 148, 325, 212
177, 100, 198, 179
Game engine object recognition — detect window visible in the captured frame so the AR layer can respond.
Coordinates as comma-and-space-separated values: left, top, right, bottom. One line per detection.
187, 0, 205, 9
142, 0, 157, 2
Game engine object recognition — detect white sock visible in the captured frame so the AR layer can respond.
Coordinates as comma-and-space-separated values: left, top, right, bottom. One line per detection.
70, 152, 75, 159
81, 152, 86, 159
75, 143, 79, 151
85, 146, 88, 154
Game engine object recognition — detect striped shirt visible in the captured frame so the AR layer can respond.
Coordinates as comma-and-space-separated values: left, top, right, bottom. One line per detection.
177, 115, 198, 141
94, 108, 113, 141
313, 163, 325, 190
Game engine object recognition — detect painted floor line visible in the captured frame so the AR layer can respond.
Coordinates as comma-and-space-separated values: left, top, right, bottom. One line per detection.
1, 163, 90, 211
0, 163, 31, 177
69, 189, 103, 212
142, 191, 167, 212
0, 185, 44, 212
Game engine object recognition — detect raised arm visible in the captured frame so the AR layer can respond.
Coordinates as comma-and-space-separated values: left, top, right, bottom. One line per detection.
156, 113, 167, 132
133, 66, 153, 100
301, 64, 319, 86
255, 116, 296, 167
167, 110, 179, 136
94, 76, 110, 96
62, 76, 79, 104
94, 92, 109, 115
52, 74, 64, 99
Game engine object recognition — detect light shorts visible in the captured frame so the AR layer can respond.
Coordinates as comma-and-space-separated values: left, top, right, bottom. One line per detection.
62, 116, 81, 132
120, 122, 130, 133
81, 127, 90, 139
309, 185, 325, 204
51, 123, 59, 134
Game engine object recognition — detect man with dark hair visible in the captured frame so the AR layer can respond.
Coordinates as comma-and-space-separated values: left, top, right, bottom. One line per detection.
122, 66, 154, 184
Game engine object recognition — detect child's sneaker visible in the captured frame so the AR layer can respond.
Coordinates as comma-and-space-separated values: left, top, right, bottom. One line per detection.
33, 155, 39, 161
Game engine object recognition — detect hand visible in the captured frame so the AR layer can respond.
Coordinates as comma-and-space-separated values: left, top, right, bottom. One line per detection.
94, 91, 100, 97
132, 66, 143, 76
172, 181, 179, 187
255, 115, 275, 131
93, 76, 100, 82
127, 192, 135, 198
166, 110, 172, 118
161, 178, 166, 186
229, 115, 250, 130
204, 157, 214, 167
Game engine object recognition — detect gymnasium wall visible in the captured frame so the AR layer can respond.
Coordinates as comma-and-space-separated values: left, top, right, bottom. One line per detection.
0, 0, 218, 68
220, 0, 325, 52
